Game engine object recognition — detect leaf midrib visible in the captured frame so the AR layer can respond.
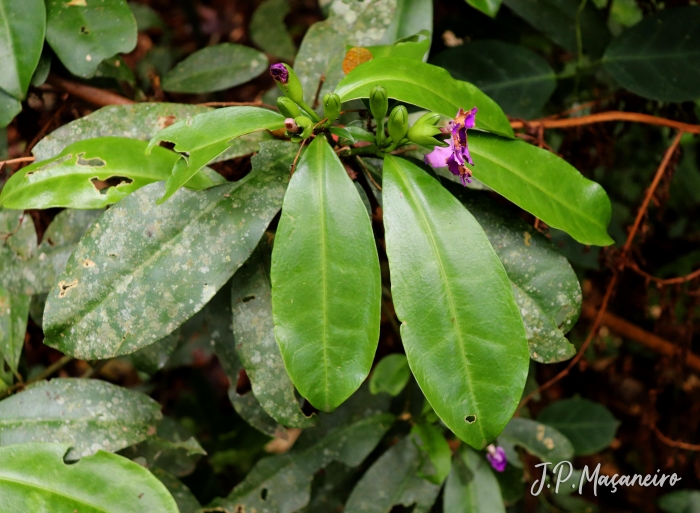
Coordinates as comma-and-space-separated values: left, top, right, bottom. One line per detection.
317, 143, 331, 410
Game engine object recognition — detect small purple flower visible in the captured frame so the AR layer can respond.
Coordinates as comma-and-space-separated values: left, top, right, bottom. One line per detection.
424, 107, 477, 186
270, 63, 288, 84
486, 444, 507, 472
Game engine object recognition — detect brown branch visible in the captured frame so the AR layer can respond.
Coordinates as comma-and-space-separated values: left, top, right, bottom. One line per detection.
510, 112, 700, 135
0, 212, 26, 241
198, 101, 278, 110
0, 355, 73, 400
627, 261, 700, 286
0, 157, 35, 173
312, 74, 326, 110
651, 424, 700, 451
47, 74, 135, 107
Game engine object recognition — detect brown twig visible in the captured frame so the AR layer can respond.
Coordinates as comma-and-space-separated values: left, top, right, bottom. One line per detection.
511, 112, 700, 135
0, 157, 35, 174
47, 74, 135, 107
289, 138, 309, 176
0, 355, 74, 400
198, 101, 278, 110
649, 390, 700, 450
627, 261, 700, 286
312, 74, 326, 110
355, 156, 382, 191
0, 212, 26, 241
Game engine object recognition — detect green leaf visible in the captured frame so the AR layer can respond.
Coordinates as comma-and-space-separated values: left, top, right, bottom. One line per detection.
659, 490, 700, 513
162, 43, 269, 94
128, 329, 180, 375
344, 435, 442, 513
378, 0, 433, 45
0, 286, 29, 373
334, 58, 514, 137
271, 136, 381, 412
447, 184, 581, 363
232, 239, 316, 428
329, 125, 376, 144
537, 398, 620, 455
0, 137, 222, 210
0, 443, 178, 512
0, 0, 46, 99
499, 417, 574, 465
431, 40, 556, 119
382, 155, 529, 448
467, 132, 614, 246
30, 51, 52, 88
152, 468, 201, 513
369, 353, 411, 396
0, 378, 162, 458
602, 7, 700, 103
0, 208, 37, 269
361, 30, 431, 61
412, 423, 452, 485
146, 106, 285, 203
128, 2, 165, 32
45, 0, 137, 78
250, 0, 296, 62
465, 0, 501, 18
0, 88, 21, 129
42, 158, 289, 360
502, 0, 611, 57
444, 446, 506, 513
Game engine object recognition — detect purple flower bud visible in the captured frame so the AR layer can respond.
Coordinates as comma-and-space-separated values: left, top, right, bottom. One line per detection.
270, 63, 288, 84
486, 444, 507, 472
284, 118, 299, 132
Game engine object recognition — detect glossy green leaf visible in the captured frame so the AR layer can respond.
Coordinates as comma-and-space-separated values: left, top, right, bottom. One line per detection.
0, 287, 29, 373
431, 40, 556, 119
232, 239, 316, 428
0, 209, 102, 296
335, 58, 514, 137
344, 435, 442, 513
0, 89, 21, 129
147, 106, 285, 202
152, 468, 201, 513
369, 353, 411, 396
0, 0, 46, 99
499, 417, 574, 465
412, 423, 452, 485
42, 158, 289, 360
294, 0, 397, 104
659, 490, 700, 513
361, 30, 431, 61
378, 0, 432, 45
537, 398, 620, 455
502, 0, 611, 57
250, 0, 296, 62
45, 0, 137, 78
466, 0, 501, 18
0, 378, 161, 458
447, 184, 580, 363
0, 137, 223, 210
444, 446, 506, 513
329, 125, 376, 144
602, 7, 700, 102
467, 132, 614, 246
271, 136, 381, 412
382, 155, 529, 448
162, 43, 268, 93
0, 443, 178, 512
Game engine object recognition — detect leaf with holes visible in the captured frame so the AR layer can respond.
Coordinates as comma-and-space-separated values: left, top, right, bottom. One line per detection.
334, 58, 513, 137
382, 155, 529, 448
271, 136, 381, 412
147, 106, 286, 203
444, 446, 506, 513
45, 0, 137, 78
499, 417, 574, 465
0, 378, 162, 459
0, 286, 29, 374
0, 137, 224, 210
42, 155, 289, 360
0, 0, 46, 100
0, 443, 178, 512
250, 0, 296, 62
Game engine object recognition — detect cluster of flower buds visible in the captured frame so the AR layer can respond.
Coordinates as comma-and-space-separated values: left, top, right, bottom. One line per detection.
270, 63, 321, 139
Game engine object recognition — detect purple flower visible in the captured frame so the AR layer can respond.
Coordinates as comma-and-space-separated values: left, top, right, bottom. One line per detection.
270, 63, 288, 84
486, 444, 507, 472
424, 107, 477, 186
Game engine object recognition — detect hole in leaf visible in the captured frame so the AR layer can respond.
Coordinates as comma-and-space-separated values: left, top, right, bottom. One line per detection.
58, 279, 79, 298
242, 295, 256, 303
236, 369, 251, 394
260, 488, 268, 501
91, 176, 133, 194
26, 154, 73, 176
62, 447, 80, 465
79, 26, 90, 34
465, 415, 476, 424
77, 153, 106, 167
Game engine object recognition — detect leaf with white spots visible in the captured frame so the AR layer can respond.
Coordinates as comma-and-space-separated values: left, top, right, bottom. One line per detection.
0, 378, 162, 459
499, 417, 574, 465
0, 286, 30, 374
42, 143, 292, 359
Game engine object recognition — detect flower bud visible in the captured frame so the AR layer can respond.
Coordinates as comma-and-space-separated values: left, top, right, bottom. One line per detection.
270, 63, 304, 104
294, 115, 314, 139
284, 118, 300, 133
323, 93, 341, 124
277, 97, 301, 118
369, 85, 388, 122
413, 111, 441, 127
407, 123, 446, 148
387, 105, 409, 144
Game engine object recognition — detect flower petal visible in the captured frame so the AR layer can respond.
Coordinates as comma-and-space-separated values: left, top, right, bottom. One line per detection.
424, 144, 452, 168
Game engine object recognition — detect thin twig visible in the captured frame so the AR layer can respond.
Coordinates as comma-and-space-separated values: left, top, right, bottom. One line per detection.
355, 156, 382, 192
312, 74, 326, 110
627, 261, 700, 286
510, 112, 700, 134
198, 101, 278, 110
47, 74, 135, 107
0, 213, 26, 241
289, 138, 309, 176
0, 157, 35, 174
0, 355, 73, 400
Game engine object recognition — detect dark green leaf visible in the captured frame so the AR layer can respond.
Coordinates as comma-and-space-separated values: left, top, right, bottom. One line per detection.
431, 40, 556, 119
466, 0, 501, 18
162, 43, 269, 94
0, 378, 162, 458
0, 137, 223, 210
412, 423, 452, 485
271, 136, 381, 411
444, 446, 506, 513
0, 443, 178, 512
128, 329, 180, 375
128, 2, 165, 32
146, 106, 285, 202
369, 353, 411, 396
659, 490, 700, 513
378, 0, 433, 45
537, 398, 620, 455
499, 417, 574, 465
334, 58, 514, 137
152, 468, 201, 513
382, 155, 529, 448
602, 7, 700, 102
0, 287, 29, 373
43, 158, 289, 360
0, 0, 46, 99
0, 89, 22, 129
30, 50, 52, 88
250, 0, 296, 62
45, 0, 138, 78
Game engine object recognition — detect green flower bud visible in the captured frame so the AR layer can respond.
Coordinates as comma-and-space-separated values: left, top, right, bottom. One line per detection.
387, 105, 409, 144
277, 96, 301, 118
294, 115, 314, 139
413, 111, 441, 127
407, 123, 446, 147
369, 85, 388, 122
323, 93, 341, 124
270, 63, 304, 105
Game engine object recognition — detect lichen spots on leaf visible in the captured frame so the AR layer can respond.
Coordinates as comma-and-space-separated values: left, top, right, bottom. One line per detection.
58, 279, 79, 298
83, 259, 96, 268
465, 415, 476, 423
66, 0, 87, 5
157, 115, 177, 130
77, 154, 106, 167
91, 176, 134, 195
524, 231, 532, 246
